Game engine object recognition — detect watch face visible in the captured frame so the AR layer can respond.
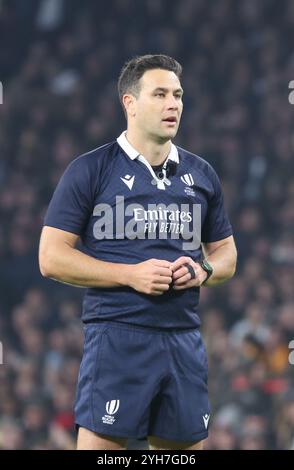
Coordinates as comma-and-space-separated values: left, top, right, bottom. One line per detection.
202, 260, 213, 275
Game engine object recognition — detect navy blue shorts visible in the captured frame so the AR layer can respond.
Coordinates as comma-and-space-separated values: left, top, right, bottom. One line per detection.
75, 321, 210, 442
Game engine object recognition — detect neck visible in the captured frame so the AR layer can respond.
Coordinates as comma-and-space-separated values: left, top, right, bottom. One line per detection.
126, 129, 171, 166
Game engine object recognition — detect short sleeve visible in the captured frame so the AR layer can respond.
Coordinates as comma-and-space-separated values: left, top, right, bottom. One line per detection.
201, 166, 233, 243
44, 156, 95, 235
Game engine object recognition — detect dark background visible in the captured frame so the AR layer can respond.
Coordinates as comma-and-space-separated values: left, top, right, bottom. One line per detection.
0, 0, 293, 449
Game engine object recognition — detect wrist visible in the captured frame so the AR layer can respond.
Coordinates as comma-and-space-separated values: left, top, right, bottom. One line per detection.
118, 264, 135, 288
200, 268, 209, 285
200, 259, 213, 285
190, 262, 208, 286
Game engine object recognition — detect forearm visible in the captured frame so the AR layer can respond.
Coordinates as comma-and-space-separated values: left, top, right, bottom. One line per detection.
202, 241, 237, 286
40, 244, 132, 288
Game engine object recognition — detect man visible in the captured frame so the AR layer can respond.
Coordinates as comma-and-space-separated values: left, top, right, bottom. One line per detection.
39, 54, 237, 450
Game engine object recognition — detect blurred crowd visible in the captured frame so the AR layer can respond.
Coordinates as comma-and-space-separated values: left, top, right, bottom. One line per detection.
0, 0, 294, 449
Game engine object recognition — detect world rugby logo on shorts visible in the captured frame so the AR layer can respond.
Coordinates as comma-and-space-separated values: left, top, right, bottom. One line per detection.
106, 400, 120, 415
102, 399, 120, 425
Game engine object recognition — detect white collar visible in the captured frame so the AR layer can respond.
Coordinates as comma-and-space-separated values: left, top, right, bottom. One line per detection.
117, 131, 179, 164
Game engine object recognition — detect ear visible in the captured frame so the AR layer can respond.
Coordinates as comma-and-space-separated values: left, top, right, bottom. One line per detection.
123, 94, 136, 118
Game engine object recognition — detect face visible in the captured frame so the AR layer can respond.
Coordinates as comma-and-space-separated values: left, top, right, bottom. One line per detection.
125, 68, 183, 142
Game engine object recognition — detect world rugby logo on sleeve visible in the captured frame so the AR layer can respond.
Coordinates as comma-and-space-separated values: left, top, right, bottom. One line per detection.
181, 173, 194, 186
181, 174, 196, 196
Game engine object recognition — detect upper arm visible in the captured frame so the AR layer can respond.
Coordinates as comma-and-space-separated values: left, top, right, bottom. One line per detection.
40, 226, 80, 249
39, 226, 80, 274
201, 164, 233, 244
44, 156, 95, 236
202, 235, 237, 258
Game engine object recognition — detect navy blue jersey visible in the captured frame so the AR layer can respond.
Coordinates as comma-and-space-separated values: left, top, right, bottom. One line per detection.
44, 132, 232, 328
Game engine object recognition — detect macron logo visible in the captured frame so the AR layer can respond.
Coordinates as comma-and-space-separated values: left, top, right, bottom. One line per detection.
120, 174, 135, 190
203, 414, 210, 429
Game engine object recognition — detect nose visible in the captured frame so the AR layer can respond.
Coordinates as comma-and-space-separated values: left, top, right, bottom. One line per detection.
166, 94, 179, 110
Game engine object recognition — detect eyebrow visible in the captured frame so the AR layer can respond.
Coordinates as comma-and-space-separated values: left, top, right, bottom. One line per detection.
153, 87, 184, 95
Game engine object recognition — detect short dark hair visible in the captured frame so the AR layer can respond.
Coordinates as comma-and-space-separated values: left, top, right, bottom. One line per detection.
118, 54, 182, 107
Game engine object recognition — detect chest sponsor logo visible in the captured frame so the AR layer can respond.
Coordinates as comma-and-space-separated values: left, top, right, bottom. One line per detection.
93, 196, 201, 250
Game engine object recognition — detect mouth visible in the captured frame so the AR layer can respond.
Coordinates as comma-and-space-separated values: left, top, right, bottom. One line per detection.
162, 117, 178, 125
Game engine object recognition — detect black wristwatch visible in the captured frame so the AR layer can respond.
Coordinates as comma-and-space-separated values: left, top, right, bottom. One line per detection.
200, 259, 213, 283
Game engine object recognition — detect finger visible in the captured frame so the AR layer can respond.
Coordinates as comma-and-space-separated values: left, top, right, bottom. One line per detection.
173, 283, 191, 290
185, 263, 196, 280
154, 267, 173, 277
151, 259, 172, 269
172, 266, 189, 280
173, 278, 202, 289
171, 256, 192, 272
153, 283, 170, 292
173, 273, 191, 285
155, 275, 173, 285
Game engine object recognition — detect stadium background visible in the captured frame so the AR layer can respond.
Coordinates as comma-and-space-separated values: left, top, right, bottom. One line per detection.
0, 0, 293, 449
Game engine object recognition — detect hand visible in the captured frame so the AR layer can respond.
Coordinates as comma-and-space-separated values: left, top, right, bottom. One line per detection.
128, 258, 173, 296
171, 256, 207, 290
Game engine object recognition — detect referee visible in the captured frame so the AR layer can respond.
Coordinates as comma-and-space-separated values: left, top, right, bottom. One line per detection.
39, 54, 237, 450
